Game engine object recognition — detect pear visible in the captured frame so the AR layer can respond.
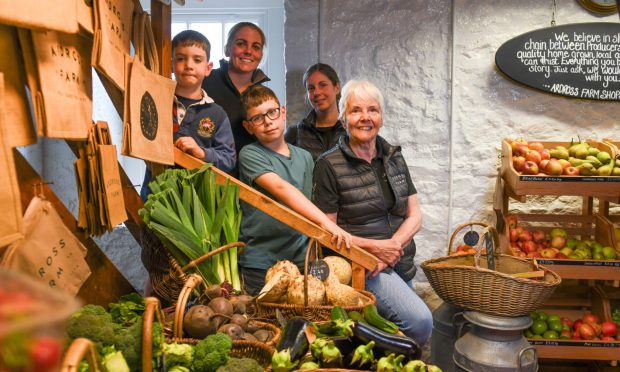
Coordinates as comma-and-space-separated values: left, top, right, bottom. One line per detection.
568, 142, 588, 157
588, 147, 600, 156
585, 156, 603, 168
577, 162, 595, 176
569, 157, 585, 167
612, 167, 620, 176
596, 151, 612, 165
575, 146, 590, 160
549, 148, 569, 160
597, 164, 613, 176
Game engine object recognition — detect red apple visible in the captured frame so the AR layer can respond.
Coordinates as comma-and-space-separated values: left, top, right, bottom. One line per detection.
540, 149, 551, 161
525, 150, 542, 164
572, 330, 582, 340
506, 215, 518, 229
578, 323, 596, 340
544, 159, 563, 176
557, 158, 571, 170
573, 319, 583, 331
539, 159, 550, 171
561, 317, 574, 329
515, 251, 526, 258
540, 248, 557, 258
601, 336, 615, 341
529, 142, 545, 152
550, 236, 566, 249
522, 240, 536, 253
522, 161, 539, 175
583, 313, 600, 326
519, 229, 533, 242
527, 251, 541, 258
563, 166, 579, 176
601, 321, 618, 337
509, 229, 519, 242
532, 229, 546, 243
555, 253, 568, 259
512, 156, 526, 171
511, 140, 529, 156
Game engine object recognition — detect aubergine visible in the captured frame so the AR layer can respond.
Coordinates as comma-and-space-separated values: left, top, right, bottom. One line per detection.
351, 320, 421, 361
276, 317, 311, 362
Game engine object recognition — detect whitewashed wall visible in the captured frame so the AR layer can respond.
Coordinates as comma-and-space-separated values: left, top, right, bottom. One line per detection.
285, 0, 620, 283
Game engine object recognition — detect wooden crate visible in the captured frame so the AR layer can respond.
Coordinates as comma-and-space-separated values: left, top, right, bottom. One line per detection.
501, 139, 620, 198
528, 285, 620, 361
501, 213, 620, 280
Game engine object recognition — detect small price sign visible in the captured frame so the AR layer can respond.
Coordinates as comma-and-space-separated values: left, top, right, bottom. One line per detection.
308, 259, 330, 281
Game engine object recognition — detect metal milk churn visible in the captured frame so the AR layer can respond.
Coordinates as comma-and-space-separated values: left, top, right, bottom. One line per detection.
453, 311, 538, 372
431, 302, 465, 372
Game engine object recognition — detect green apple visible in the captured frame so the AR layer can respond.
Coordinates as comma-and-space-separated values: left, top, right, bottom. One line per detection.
602, 246, 617, 260
550, 228, 568, 239
593, 252, 604, 260
560, 247, 574, 256
566, 237, 577, 249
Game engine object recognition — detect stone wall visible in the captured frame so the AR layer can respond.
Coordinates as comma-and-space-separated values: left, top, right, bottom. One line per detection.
285, 0, 620, 282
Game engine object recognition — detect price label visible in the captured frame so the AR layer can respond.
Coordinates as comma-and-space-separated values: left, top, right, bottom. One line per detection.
308, 259, 330, 281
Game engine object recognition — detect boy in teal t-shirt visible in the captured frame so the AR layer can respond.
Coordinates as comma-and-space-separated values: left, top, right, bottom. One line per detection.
237, 85, 351, 295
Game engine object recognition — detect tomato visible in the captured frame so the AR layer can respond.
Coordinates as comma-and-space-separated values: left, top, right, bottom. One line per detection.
30, 336, 62, 371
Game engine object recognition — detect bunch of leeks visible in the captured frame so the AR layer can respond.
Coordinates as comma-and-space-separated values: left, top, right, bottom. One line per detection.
139, 166, 242, 291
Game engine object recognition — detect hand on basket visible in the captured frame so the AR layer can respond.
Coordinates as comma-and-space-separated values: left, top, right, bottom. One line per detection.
373, 239, 403, 267
325, 221, 353, 250
368, 260, 389, 279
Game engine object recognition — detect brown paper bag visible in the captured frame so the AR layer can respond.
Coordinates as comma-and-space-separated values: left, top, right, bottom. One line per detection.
0, 73, 24, 250
0, 0, 79, 34
122, 12, 176, 165
1, 196, 91, 296
0, 25, 37, 147
19, 29, 93, 140
96, 122, 128, 227
92, 0, 134, 91
77, 0, 95, 35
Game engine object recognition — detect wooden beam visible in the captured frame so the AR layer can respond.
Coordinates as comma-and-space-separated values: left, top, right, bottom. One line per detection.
14, 150, 136, 306
174, 148, 379, 275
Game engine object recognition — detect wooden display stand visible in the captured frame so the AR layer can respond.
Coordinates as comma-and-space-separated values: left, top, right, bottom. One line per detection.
498, 138, 620, 364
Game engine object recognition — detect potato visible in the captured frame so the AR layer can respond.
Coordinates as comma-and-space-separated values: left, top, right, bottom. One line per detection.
287, 275, 325, 306
323, 256, 352, 285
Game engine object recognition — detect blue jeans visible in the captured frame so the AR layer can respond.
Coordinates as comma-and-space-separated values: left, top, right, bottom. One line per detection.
366, 269, 433, 346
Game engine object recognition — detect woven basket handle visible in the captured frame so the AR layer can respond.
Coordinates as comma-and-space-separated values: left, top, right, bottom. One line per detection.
60, 338, 101, 372
447, 221, 490, 255
173, 274, 203, 338
303, 238, 322, 307
142, 297, 164, 372
178, 241, 246, 274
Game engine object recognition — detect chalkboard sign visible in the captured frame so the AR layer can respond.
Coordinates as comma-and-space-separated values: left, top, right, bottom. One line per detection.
495, 22, 620, 100
308, 259, 329, 281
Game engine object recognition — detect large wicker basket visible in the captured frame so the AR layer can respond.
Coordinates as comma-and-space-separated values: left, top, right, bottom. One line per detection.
421, 222, 561, 317
256, 239, 376, 323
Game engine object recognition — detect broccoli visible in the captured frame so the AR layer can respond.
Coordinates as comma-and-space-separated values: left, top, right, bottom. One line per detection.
113, 320, 164, 372
168, 366, 191, 372
66, 305, 118, 352
215, 357, 263, 372
193, 334, 233, 372
163, 343, 194, 369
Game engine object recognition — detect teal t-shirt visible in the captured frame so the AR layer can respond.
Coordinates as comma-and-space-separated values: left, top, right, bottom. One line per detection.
238, 142, 313, 270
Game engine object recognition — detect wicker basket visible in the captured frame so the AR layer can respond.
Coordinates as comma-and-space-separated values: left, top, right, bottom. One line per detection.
256, 239, 376, 323
59, 338, 101, 372
169, 273, 281, 348
421, 222, 561, 317
140, 225, 246, 307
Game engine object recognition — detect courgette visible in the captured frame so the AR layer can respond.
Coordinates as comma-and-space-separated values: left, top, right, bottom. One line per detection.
363, 304, 399, 334
347, 310, 367, 324
331, 306, 349, 322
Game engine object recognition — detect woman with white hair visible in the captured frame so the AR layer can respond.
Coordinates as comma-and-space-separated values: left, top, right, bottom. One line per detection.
312, 79, 432, 345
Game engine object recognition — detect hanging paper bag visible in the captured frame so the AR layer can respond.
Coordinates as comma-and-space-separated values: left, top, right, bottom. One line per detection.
122, 11, 176, 165
0, 73, 24, 250
0, 0, 79, 34
92, 0, 134, 91
77, 0, 95, 35
1, 196, 91, 296
0, 25, 37, 147
18, 29, 92, 140
96, 122, 128, 228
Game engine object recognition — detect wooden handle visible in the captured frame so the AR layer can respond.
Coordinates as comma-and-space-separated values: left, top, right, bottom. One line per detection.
173, 148, 379, 288
60, 338, 101, 372
142, 297, 164, 372
173, 274, 203, 338
302, 239, 322, 307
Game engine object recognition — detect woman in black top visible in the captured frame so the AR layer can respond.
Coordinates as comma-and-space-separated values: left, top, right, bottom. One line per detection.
202, 22, 270, 160
285, 63, 346, 161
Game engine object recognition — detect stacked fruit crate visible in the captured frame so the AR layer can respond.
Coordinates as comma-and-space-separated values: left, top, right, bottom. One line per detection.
499, 138, 620, 363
